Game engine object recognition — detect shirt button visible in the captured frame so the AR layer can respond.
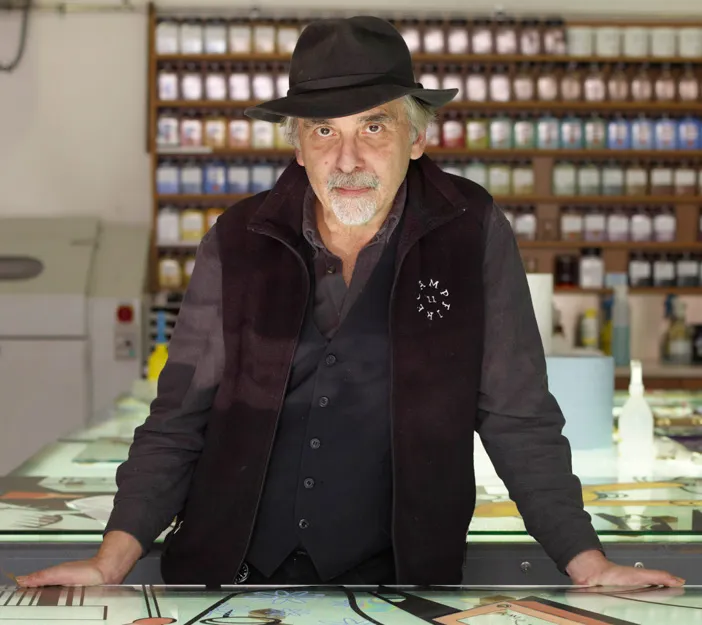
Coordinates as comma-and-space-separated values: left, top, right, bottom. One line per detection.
310, 438, 321, 449
326, 265, 336, 274
303, 478, 315, 489
318, 396, 329, 408
298, 519, 310, 530
325, 354, 337, 366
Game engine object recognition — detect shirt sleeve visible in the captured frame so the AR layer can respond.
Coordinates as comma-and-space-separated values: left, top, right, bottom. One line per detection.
104, 225, 225, 554
475, 203, 604, 575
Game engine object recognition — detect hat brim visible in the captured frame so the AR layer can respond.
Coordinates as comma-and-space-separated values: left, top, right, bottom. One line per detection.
244, 83, 458, 123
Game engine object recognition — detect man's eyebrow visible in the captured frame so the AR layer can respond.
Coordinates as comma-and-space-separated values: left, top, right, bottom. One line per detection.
358, 112, 397, 124
302, 118, 330, 128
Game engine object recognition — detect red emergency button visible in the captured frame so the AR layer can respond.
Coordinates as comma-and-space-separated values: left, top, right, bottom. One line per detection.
116, 305, 134, 323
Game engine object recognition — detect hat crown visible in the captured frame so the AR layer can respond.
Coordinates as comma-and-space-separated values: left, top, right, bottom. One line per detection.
289, 16, 415, 92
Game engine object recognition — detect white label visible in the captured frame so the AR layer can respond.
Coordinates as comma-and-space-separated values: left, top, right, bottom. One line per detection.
489, 167, 511, 191
228, 120, 250, 147
520, 29, 541, 55
472, 29, 493, 54
277, 74, 290, 98
651, 27, 677, 57
631, 77, 653, 101
277, 27, 299, 54
603, 169, 625, 187
229, 74, 251, 100
584, 213, 606, 236
513, 76, 535, 101
424, 28, 445, 53
206, 75, 227, 100
251, 166, 275, 189
181, 166, 203, 189
578, 168, 601, 192
514, 121, 535, 146
401, 28, 420, 53
623, 27, 649, 57
442, 75, 464, 100
626, 169, 647, 189
554, 166, 576, 194
562, 122, 583, 147
537, 76, 558, 101
252, 74, 275, 100
464, 165, 488, 187
679, 122, 700, 148
156, 22, 179, 54
157, 117, 179, 146
538, 121, 560, 147
253, 25, 276, 53
204, 25, 228, 54
652, 168, 674, 186
515, 214, 536, 238
157, 166, 179, 193
180, 120, 202, 146
158, 73, 178, 100
678, 260, 699, 278
513, 168, 534, 193
631, 214, 653, 241
490, 121, 511, 146
495, 30, 517, 54
595, 27, 621, 56
205, 165, 227, 191
561, 214, 583, 235
181, 74, 203, 100
466, 75, 487, 101
159, 259, 182, 289
654, 214, 676, 241
675, 169, 697, 188
632, 121, 653, 147
580, 259, 604, 288
205, 121, 226, 147
180, 24, 203, 54
447, 29, 469, 54
467, 121, 487, 143
679, 79, 700, 102
229, 25, 252, 53
443, 120, 463, 142
568, 27, 593, 56
181, 211, 205, 239
490, 75, 511, 102
585, 122, 606, 146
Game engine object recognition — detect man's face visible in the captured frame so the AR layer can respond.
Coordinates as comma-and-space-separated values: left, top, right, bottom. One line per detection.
295, 99, 426, 226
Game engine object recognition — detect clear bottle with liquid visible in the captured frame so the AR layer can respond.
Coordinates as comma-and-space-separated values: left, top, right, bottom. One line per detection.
612, 284, 631, 367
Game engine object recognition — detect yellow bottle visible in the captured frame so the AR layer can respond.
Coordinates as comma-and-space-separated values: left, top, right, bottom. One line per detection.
147, 311, 169, 382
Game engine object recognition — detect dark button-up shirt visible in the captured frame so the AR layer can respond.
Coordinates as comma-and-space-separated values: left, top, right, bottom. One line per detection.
106, 179, 603, 575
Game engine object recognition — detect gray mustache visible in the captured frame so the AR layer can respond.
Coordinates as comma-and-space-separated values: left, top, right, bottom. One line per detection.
327, 172, 380, 191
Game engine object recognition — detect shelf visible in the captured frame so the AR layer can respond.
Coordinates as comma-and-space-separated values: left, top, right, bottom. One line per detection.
555, 287, 702, 295
157, 146, 702, 160
615, 359, 702, 379
156, 99, 702, 113
495, 195, 702, 204
156, 53, 702, 65
519, 241, 702, 250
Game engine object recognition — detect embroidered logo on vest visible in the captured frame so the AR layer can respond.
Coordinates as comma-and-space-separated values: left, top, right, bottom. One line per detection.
417, 279, 450, 321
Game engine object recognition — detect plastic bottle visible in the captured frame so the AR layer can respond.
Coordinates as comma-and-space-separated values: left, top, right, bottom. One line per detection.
147, 311, 170, 382
617, 360, 654, 457
611, 284, 631, 367
580, 308, 599, 349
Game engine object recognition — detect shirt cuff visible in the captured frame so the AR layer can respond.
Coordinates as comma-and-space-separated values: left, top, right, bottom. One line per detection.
104, 500, 174, 558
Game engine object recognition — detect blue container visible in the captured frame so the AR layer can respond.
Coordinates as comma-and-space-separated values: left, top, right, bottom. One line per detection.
654, 118, 678, 150
180, 163, 203, 195
607, 118, 631, 150
630, 117, 654, 150
250, 164, 276, 193
227, 164, 251, 194
560, 117, 584, 149
678, 117, 701, 150
204, 162, 227, 194
156, 162, 179, 195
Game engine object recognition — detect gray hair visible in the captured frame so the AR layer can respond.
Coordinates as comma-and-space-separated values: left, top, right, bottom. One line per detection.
280, 95, 436, 149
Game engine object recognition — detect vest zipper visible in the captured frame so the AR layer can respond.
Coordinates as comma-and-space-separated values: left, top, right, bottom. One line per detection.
388, 210, 466, 583
238, 228, 310, 576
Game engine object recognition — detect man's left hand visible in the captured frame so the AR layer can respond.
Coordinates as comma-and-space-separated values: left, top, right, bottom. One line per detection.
566, 550, 685, 587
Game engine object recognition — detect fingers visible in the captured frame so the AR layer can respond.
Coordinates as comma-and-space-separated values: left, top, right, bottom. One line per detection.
639, 569, 685, 587
16, 566, 69, 588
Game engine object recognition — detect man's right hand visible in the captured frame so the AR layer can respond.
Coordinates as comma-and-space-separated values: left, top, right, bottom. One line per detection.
15, 530, 143, 587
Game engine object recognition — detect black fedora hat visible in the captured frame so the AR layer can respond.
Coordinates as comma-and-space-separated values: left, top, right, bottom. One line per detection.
244, 16, 458, 123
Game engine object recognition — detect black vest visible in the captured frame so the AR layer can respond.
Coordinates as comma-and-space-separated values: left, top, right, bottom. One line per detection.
246, 226, 400, 580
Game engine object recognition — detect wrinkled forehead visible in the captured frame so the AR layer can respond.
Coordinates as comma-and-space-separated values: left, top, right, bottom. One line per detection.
300, 100, 407, 129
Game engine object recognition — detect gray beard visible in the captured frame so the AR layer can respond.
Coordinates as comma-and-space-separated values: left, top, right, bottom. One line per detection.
329, 195, 378, 226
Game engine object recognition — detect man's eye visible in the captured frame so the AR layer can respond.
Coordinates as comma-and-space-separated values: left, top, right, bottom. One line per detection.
367, 124, 383, 134
315, 127, 332, 137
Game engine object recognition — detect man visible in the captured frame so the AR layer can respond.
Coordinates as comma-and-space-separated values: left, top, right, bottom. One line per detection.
19, 16, 682, 588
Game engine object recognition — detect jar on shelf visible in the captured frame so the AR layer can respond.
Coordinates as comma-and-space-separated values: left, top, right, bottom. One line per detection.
514, 206, 537, 241
577, 162, 602, 196
418, 64, 441, 90
251, 119, 275, 149
653, 206, 677, 242
179, 19, 204, 54
446, 19, 470, 54
583, 63, 606, 102
653, 253, 676, 288
205, 208, 224, 231
228, 19, 252, 53
180, 207, 205, 242
159, 255, 183, 290
584, 115, 607, 149
678, 64, 700, 102
181, 63, 204, 101
464, 161, 488, 188
157, 206, 180, 244
228, 117, 251, 148
513, 114, 536, 148
157, 111, 180, 148
228, 65, 251, 101
654, 118, 678, 150
602, 162, 625, 196
560, 62, 582, 101
205, 64, 227, 101
650, 27, 677, 58
425, 119, 441, 147
495, 17, 518, 55
251, 65, 276, 101
204, 113, 227, 148
487, 162, 513, 195
423, 18, 446, 54
489, 65, 511, 102
276, 19, 299, 55
595, 26, 621, 58
204, 19, 228, 54
608, 208, 630, 241
631, 64, 653, 101
489, 117, 514, 149
399, 19, 422, 54
519, 18, 542, 55
674, 165, 698, 196
180, 111, 203, 147
607, 63, 630, 102
155, 20, 180, 54
466, 64, 488, 102
512, 161, 535, 195
471, 18, 494, 54
607, 116, 631, 150
442, 111, 466, 148
180, 161, 204, 195
654, 64, 676, 102
650, 162, 675, 195
567, 26, 593, 57
158, 64, 179, 101
442, 65, 465, 100
676, 252, 700, 287
543, 17, 567, 55
677, 116, 700, 150
622, 26, 650, 58
276, 63, 290, 98
227, 161, 251, 193
555, 254, 579, 287
624, 162, 649, 196
679, 27, 702, 58
536, 63, 559, 101
560, 206, 584, 241
580, 248, 605, 288
466, 115, 489, 149
631, 116, 654, 150
630, 207, 653, 242
513, 63, 535, 101
629, 252, 652, 287
252, 19, 276, 54
553, 162, 577, 196
537, 115, 561, 149
584, 208, 607, 242
561, 116, 584, 149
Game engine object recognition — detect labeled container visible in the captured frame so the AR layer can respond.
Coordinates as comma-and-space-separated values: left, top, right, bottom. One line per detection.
608, 117, 631, 150
514, 116, 536, 149
580, 248, 605, 288
488, 163, 512, 195
630, 207, 653, 242
602, 163, 625, 196
537, 115, 561, 149
631, 116, 655, 150
608, 208, 630, 241
584, 208, 607, 242
678, 117, 701, 150
553, 162, 577, 196
578, 163, 602, 195
561, 207, 584, 241
653, 206, 676, 242
561, 117, 584, 149
568, 26, 593, 57
623, 27, 650, 57
629, 252, 652, 287
584, 116, 607, 149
